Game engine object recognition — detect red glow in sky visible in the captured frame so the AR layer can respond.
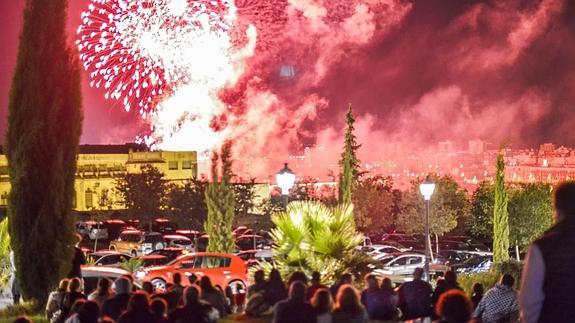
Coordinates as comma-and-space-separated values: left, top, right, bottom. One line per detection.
1, 0, 574, 177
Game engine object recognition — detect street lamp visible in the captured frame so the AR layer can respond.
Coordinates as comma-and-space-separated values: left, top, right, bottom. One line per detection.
419, 176, 436, 282
276, 163, 296, 209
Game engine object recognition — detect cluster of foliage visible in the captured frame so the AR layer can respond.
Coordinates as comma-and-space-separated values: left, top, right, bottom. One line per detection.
353, 176, 399, 232
0, 219, 11, 288
166, 179, 209, 229
6, 0, 83, 302
469, 182, 553, 252
266, 201, 370, 283
458, 260, 523, 294
116, 164, 168, 230
204, 142, 236, 253
396, 175, 470, 240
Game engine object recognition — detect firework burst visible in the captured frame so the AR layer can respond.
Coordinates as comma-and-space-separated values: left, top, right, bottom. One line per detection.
76, 0, 237, 116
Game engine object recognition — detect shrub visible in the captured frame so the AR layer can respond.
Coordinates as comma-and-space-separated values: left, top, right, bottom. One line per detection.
258, 201, 371, 284
458, 260, 523, 294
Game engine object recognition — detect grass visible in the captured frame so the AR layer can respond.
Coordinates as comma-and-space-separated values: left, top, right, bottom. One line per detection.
0, 301, 47, 323
0, 303, 272, 323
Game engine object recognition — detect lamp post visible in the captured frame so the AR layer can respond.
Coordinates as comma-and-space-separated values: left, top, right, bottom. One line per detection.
276, 163, 296, 210
419, 176, 436, 282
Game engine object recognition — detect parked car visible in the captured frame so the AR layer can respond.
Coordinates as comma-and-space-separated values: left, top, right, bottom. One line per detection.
163, 235, 194, 251
175, 229, 200, 242
81, 266, 136, 295
109, 230, 165, 256
373, 253, 448, 281
134, 252, 247, 294
101, 219, 131, 241
76, 221, 108, 240
452, 255, 492, 273
360, 244, 406, 258
88, 251, 131, 267
438, 250, 477, 265
237, 249, 274, 266
235, 235, 269, 251
141, 248, 187, 267
152, 218, 178, 234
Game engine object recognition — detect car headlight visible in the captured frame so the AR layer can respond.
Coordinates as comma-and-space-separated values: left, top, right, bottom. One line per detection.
134, 269, 147, 280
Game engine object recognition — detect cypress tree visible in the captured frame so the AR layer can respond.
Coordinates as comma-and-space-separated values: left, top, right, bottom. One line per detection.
338, 104, 361, 204
204, 141, 236, 253
5, 0, 82, 302
493, 151, 510, 262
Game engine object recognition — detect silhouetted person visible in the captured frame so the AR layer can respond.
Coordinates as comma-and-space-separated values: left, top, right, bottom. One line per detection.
474, 274, 518, 323
520, 181, 575, 323
397, 267, 433, 320
68, 234, 86, 279
330, 273, 353, 298
46, 278, 69, 321
435, 289, 473, 323
168, 285, 218, 323
199, 276, 227, 317
273, 281, 316, 323
264, 269, 288, 306
432, 270, 462, 309
248, 270, 266, 297
117, 291, 156, 323
470, 282, 484, 309
88, 278, 113, 306
60, 277, 86, 321
150, 298, 168, 323
311, 288, 333, 323
101, 277, 132, 321
332, 284, 368, 323
308, 271, 327, 300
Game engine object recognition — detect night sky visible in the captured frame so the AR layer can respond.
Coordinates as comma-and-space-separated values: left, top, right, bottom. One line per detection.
1, 0, 574, 164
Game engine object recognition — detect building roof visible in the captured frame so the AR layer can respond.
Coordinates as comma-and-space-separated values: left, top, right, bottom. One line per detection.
78, 143, 149, 154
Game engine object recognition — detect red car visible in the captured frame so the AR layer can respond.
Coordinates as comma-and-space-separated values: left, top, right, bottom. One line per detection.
134, 252, 247, 293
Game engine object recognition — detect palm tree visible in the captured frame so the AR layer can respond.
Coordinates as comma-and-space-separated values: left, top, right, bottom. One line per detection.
267, 201, 370, 283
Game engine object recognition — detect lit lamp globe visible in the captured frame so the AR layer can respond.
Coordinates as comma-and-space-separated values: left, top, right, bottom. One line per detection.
419, 177, 436, 200
276, 163, 296, 195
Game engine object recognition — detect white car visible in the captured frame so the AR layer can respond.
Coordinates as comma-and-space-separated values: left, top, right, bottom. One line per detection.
163, 234, 194, 251
359, 244, 406, 259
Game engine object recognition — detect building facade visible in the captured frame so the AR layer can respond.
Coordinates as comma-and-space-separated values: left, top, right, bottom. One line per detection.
0, 144, 198, 212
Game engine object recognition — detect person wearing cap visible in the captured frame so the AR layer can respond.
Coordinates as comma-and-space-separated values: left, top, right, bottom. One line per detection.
397, 267, 433, 320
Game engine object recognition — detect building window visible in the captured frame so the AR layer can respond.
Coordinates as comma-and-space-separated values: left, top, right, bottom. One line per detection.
85, 189, 93, 209
182, 161, 192, 169
0, 192, 7, 206
168, 161, 179, 170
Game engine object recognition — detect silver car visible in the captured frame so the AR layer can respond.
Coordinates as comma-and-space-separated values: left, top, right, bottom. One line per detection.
373, 253, 448, 280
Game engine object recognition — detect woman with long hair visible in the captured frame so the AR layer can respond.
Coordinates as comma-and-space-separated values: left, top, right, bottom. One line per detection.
264, 269, 288, 306
60, 277, 86, 322
332, 285, 369, 323
88, 278, 113, 305
46, 278, 69, 321
312, 288, 333, 323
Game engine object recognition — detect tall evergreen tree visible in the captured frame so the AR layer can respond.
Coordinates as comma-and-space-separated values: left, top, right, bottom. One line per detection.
493, 151, 510, 262
204, 141, 236, 253
6, 0, 82, 301
338, 104, 361, 204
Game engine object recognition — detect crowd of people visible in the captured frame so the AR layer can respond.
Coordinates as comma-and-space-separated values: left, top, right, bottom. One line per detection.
9, 181, 575, 323
11, 266, 519, 323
